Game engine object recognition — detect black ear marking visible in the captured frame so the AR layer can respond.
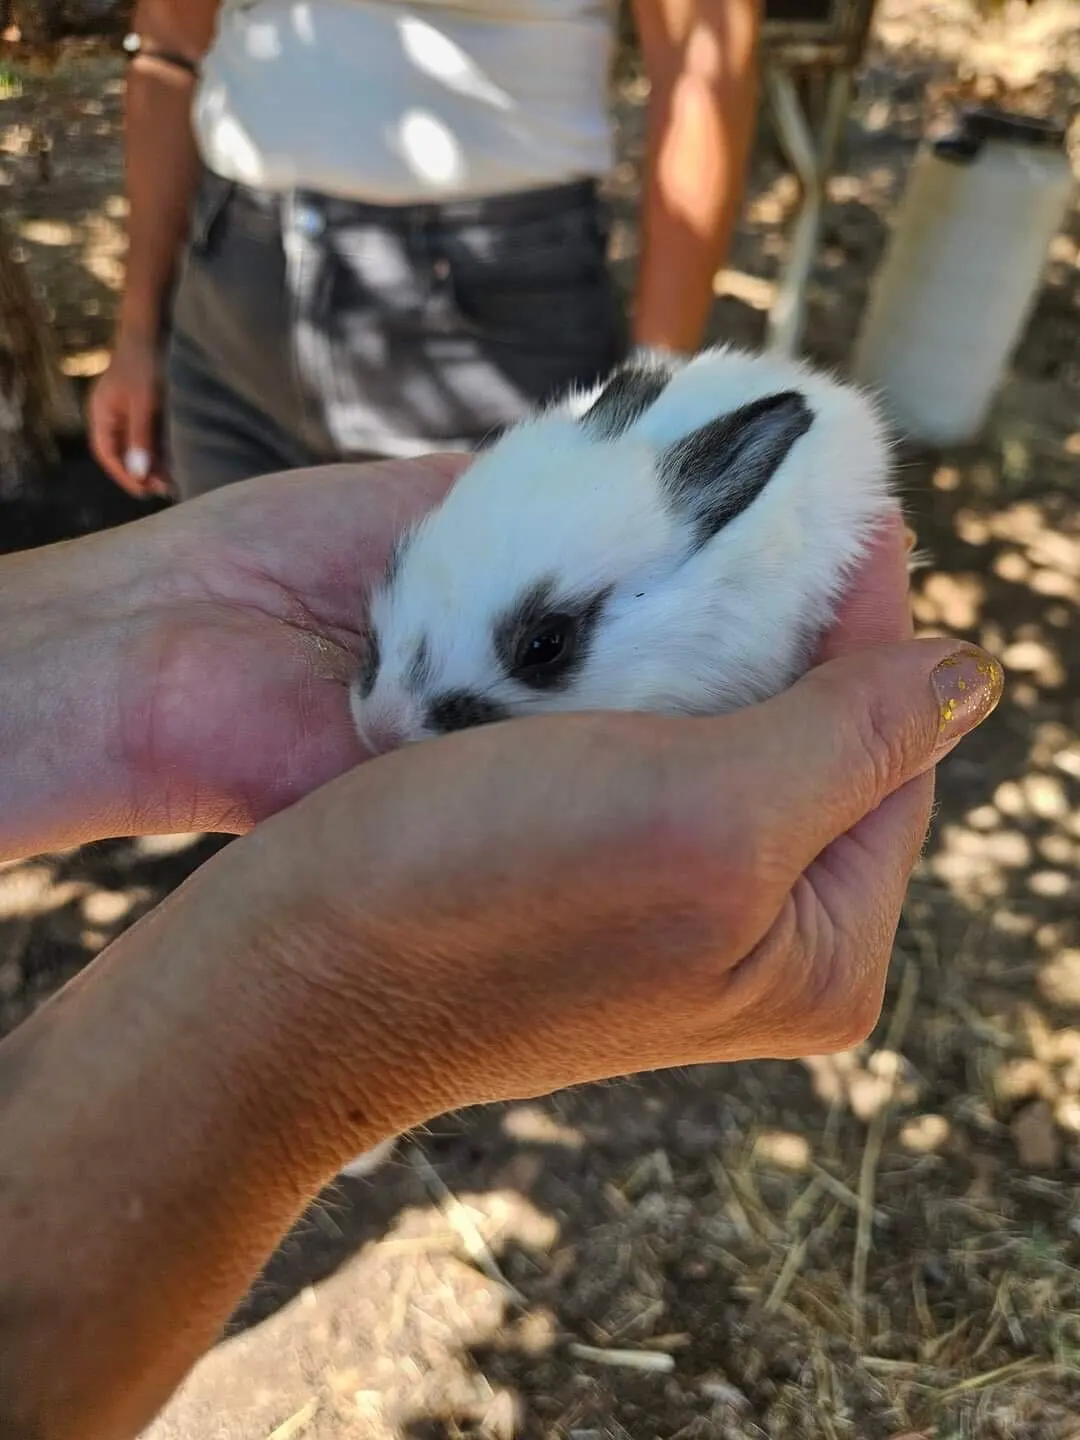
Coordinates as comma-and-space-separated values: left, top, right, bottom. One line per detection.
578, 357, 678, 440
494, 577, 612, 693
661, 390, 814, 549
426, 691, 510, 734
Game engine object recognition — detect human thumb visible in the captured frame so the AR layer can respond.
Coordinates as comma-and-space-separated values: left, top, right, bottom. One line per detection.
726, 638, 1004, 876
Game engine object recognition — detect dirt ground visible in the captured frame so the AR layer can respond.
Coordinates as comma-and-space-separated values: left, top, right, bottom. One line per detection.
2, 2, 1080, 1436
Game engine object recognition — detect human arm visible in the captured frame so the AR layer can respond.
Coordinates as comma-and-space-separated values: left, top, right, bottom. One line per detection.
0, 457, 465, 862
631, 0, 761, 353
87, 0, 220, 495
0, 518, 1003, 1440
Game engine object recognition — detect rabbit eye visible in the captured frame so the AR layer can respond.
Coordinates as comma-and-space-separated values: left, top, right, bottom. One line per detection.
496, 580, 611, 693
514, 617, 576, 679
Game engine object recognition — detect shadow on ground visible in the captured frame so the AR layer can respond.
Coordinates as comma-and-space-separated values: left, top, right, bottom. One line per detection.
2, 1, 1080, 1436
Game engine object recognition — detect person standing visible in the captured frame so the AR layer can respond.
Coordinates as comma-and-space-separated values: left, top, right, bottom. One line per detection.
88, 0, 760, 500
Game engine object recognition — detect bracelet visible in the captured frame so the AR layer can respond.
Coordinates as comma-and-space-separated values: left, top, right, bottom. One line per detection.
122, 32, 200, 77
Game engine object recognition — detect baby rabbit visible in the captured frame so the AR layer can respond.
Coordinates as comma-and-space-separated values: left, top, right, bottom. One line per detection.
337, 343, 896, 1181
350, 343, 895, 757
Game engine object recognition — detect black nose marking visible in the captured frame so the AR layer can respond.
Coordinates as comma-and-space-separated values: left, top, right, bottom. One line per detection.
355, 629, 380, 699
406, 636, 432, 691
426, 691, 511, 734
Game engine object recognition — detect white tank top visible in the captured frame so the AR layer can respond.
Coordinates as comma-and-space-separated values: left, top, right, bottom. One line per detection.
192, 0, 617, 204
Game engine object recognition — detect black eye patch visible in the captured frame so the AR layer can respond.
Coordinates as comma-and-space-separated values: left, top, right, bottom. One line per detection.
494, 578, 612, 693
426, 691, 511, 734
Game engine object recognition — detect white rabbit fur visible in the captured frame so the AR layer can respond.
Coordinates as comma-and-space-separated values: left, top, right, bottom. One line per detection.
349, 343, 896, 757
339, 344, 897, 1183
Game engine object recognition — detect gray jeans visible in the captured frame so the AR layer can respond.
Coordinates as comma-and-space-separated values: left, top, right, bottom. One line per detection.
165, 167, 628, 500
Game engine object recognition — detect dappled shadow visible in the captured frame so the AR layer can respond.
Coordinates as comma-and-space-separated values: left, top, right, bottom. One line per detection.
0, 831, 228, 1032
0, 42, 128, 367
3, 2, 1080, 1437
0, 418, 169, 554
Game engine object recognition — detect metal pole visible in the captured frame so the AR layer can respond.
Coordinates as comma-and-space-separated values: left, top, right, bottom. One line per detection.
764, 63, 854, 358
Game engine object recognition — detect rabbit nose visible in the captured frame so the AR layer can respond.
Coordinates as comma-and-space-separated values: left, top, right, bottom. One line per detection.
353, 699, 414, 757
362, 716, 406, 757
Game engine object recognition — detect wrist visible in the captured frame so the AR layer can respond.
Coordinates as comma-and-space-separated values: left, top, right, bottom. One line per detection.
632, 269, 710, 354
629, 340, 693, 366
170, 829, 429, 1182
209, 774, 502, 1174
116, 291, 166, 350
114, 313, 162, 352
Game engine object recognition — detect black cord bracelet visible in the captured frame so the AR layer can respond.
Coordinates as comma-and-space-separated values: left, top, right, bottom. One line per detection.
122, 33, 200, 77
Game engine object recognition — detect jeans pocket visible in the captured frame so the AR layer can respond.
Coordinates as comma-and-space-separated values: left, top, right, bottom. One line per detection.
444, 199, 623, 360
187, 167, 237, 259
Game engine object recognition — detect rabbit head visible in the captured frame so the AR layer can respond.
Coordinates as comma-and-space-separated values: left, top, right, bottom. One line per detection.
349, 345, 895, 755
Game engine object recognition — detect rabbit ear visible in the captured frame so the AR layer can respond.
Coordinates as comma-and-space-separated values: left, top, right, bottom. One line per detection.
661, 390, 813, 549
577, 356, 678, 440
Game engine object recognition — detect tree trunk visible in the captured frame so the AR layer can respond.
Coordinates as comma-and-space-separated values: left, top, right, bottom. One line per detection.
0, 210, 77, 501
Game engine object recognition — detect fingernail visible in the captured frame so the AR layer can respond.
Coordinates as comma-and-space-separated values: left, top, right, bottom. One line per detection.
902, 525, 917, 554
932, 648, 1004, 746
125, 447, 151, 479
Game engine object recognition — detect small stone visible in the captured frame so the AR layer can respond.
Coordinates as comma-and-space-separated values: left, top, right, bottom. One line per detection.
1011, 1100, 1061, 1170
1038, 951, 1080, 1009
995, 1057, 1055, 1104
699, 1377, 749, 1410
753, 1130, 811, 1171
900, 1114, 950, 1153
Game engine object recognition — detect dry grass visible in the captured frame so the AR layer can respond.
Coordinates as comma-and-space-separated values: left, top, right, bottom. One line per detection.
2, 0, 1080, 1436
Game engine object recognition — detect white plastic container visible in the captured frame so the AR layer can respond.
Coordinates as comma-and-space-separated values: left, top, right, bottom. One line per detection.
852, 107, 1075, 447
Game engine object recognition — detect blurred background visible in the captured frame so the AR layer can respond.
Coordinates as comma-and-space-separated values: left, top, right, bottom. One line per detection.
0, 0, 1078, 1435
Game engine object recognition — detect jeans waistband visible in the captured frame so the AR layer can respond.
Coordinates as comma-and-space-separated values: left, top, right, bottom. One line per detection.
222, 169, 601, 232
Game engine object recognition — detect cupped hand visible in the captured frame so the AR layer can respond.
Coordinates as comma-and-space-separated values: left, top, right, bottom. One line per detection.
117, 457, 473, 833
212, 515, 1004, 1162
4, 456, 466, 857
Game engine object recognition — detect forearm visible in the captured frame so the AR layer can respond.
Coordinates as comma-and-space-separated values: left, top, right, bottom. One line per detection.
0, 540, 131, 859
633, 0, 761, 353
0, 523, 176, 861
116, 2, 215, 343
0, 844, 373, 1440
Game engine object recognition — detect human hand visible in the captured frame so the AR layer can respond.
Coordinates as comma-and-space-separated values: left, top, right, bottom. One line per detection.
205, 516, 1003, 1167
0, 457, 466, 859
0, 514, 1001, 1440
87, 332, 170, 497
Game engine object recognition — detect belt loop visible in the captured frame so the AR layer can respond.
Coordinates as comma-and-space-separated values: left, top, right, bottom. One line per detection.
290, 189, 327, 240
189, 165, 235, 251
